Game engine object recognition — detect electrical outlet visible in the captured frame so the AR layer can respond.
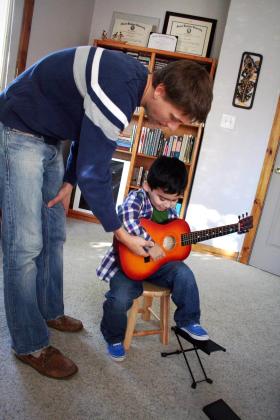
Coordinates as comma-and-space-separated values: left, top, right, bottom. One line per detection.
220, 114, 236, 130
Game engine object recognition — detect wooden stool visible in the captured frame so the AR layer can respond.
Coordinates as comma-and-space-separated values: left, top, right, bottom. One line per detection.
124, 282, 171, 350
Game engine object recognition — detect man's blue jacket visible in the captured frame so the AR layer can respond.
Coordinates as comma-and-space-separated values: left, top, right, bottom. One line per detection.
0, 46, 148, 231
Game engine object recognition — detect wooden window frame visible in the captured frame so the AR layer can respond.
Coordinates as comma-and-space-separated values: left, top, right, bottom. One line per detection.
15, 0, 34, 76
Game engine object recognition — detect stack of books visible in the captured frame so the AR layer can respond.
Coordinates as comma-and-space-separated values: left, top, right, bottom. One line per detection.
137, 127, 164, 156
131, 166, 149, 187
126, 52, 151, 68
154, 57, 176, 71
162, 134, 195, 163
117, 124, 137, 151
137, 126, 195, 163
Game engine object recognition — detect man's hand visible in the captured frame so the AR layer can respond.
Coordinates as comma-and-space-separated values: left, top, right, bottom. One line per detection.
148, 243, 165, 261
114, 227, 154, 257
47, 182, 73, 213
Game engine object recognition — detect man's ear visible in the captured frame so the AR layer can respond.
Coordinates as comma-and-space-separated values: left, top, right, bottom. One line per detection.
154, 83, 166, 99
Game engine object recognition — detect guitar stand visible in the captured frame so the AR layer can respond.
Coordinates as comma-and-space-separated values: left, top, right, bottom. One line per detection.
161, 327, 226, 389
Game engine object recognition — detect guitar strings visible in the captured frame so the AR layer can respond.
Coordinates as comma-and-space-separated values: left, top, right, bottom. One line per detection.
181, 223, 238, 245
162, 218, 251, 248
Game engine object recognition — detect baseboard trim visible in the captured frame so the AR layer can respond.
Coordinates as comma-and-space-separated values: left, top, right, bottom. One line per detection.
192, 243, 239, 261
67, 209, 99, 223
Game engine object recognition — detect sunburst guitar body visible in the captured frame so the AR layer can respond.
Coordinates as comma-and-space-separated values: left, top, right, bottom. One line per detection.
116, 215, 253, 281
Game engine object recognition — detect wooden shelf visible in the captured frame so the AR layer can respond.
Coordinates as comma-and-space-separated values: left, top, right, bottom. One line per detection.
94, 39, 217, 78
135, 153, 191, 164
114, 149, 132, 160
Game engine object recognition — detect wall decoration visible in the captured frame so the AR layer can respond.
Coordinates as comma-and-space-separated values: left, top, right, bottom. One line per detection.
72, 158, 130, 215
162, 11, 217, 57
232, 52, 263, 109
110, 12, 160, 47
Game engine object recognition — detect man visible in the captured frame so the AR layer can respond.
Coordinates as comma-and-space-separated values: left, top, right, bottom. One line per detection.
0, 45, 213, 379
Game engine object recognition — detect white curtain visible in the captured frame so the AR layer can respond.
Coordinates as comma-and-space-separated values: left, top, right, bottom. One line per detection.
0, 0, 15, 90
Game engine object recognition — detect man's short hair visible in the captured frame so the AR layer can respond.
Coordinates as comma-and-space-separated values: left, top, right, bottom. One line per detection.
152, 60, 213, 123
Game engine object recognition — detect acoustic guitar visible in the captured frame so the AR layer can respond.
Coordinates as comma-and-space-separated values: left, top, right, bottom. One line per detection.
116, 214, 253, 281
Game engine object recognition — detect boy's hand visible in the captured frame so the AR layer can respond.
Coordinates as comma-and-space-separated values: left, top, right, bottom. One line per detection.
148, 243, 165, 261
114, 227, 154, 257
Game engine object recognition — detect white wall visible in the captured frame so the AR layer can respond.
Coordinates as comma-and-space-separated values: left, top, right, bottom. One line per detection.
26, 0, 95, 67
89, 0, 230, 58
187, 0, 280, 253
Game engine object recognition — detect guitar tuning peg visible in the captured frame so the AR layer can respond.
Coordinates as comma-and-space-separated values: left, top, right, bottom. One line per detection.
242, 213, 245, 218
246, 212, 248, 216
238, 215, 241, 220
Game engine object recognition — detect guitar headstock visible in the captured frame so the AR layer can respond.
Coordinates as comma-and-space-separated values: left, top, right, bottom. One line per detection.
237, 213, 253, 234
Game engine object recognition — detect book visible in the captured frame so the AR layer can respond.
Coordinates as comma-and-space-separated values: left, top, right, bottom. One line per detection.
136, 166, 144, 186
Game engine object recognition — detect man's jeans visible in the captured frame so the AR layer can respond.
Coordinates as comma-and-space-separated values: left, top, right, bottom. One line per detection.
101, 261, 201, 344
0, 122, 66, 354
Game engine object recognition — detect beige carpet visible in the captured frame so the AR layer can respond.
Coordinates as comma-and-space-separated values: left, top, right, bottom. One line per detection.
0, 218, 279, 420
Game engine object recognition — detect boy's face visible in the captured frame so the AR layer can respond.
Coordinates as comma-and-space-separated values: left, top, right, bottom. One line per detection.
143, 183, 180, 212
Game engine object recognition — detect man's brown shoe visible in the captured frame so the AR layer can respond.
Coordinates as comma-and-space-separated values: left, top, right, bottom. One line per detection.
47, 315, 83, 332
15, 346, 78, 379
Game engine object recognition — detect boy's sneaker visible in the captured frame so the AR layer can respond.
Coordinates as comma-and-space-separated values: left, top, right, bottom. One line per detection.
180, 323, 209, 341
107, 342, 126, 362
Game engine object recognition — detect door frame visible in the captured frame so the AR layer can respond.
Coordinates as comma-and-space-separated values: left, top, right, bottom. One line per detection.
239, 96, 280, 264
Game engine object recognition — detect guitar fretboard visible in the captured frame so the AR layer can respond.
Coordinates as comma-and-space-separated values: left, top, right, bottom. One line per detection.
181, 223, 238, 245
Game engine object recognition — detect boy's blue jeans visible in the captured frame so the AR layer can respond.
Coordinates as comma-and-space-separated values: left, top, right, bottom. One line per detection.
101, 261, 201, 344
0, 123, 66, 354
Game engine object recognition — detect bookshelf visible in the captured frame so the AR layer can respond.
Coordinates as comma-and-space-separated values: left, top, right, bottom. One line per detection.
67, 39, 216, 223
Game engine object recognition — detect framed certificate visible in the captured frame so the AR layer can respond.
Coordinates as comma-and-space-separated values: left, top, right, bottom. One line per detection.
147, 33, 178, 52
162, 11, 217, 57
110, 12, 160, 47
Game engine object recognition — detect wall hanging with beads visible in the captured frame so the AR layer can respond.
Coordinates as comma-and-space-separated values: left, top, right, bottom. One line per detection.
232, 52, 263, 109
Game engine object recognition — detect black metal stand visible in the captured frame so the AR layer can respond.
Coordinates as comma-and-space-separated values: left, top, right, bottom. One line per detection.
161, 327, 226, 389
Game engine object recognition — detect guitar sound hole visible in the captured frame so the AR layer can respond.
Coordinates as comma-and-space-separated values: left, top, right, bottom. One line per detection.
163, 236, 176, 251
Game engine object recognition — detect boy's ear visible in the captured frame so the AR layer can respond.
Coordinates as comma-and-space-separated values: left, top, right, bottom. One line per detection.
142, 181, 149, 192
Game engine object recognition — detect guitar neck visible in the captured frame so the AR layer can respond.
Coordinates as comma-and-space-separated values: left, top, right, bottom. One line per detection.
182, 223, 239, 245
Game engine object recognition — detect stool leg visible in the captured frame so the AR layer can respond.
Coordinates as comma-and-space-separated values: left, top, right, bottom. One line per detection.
124, 297, 141, 351
160, 295, 170, 345
141, 296, 153, 321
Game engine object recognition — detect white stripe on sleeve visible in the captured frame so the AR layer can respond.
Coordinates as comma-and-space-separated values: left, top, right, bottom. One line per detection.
91, 48, 129, 128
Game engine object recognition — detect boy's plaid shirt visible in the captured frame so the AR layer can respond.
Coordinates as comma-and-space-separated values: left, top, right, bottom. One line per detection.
96, 188, 178, 282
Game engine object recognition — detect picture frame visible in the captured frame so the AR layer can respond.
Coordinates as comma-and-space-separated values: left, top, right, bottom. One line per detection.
147, 33, 178, 52
110, 12, 160, 47
72, 158, 130, 214
162, 11, 217, 57
232, 52, 263, 109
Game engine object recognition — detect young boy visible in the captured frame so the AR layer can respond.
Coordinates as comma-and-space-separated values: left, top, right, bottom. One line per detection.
97, 156, 209, 361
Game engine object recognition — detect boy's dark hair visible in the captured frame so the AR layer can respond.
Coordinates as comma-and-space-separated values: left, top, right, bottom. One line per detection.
147, 156, 188, 195
152, 60, 213, 122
